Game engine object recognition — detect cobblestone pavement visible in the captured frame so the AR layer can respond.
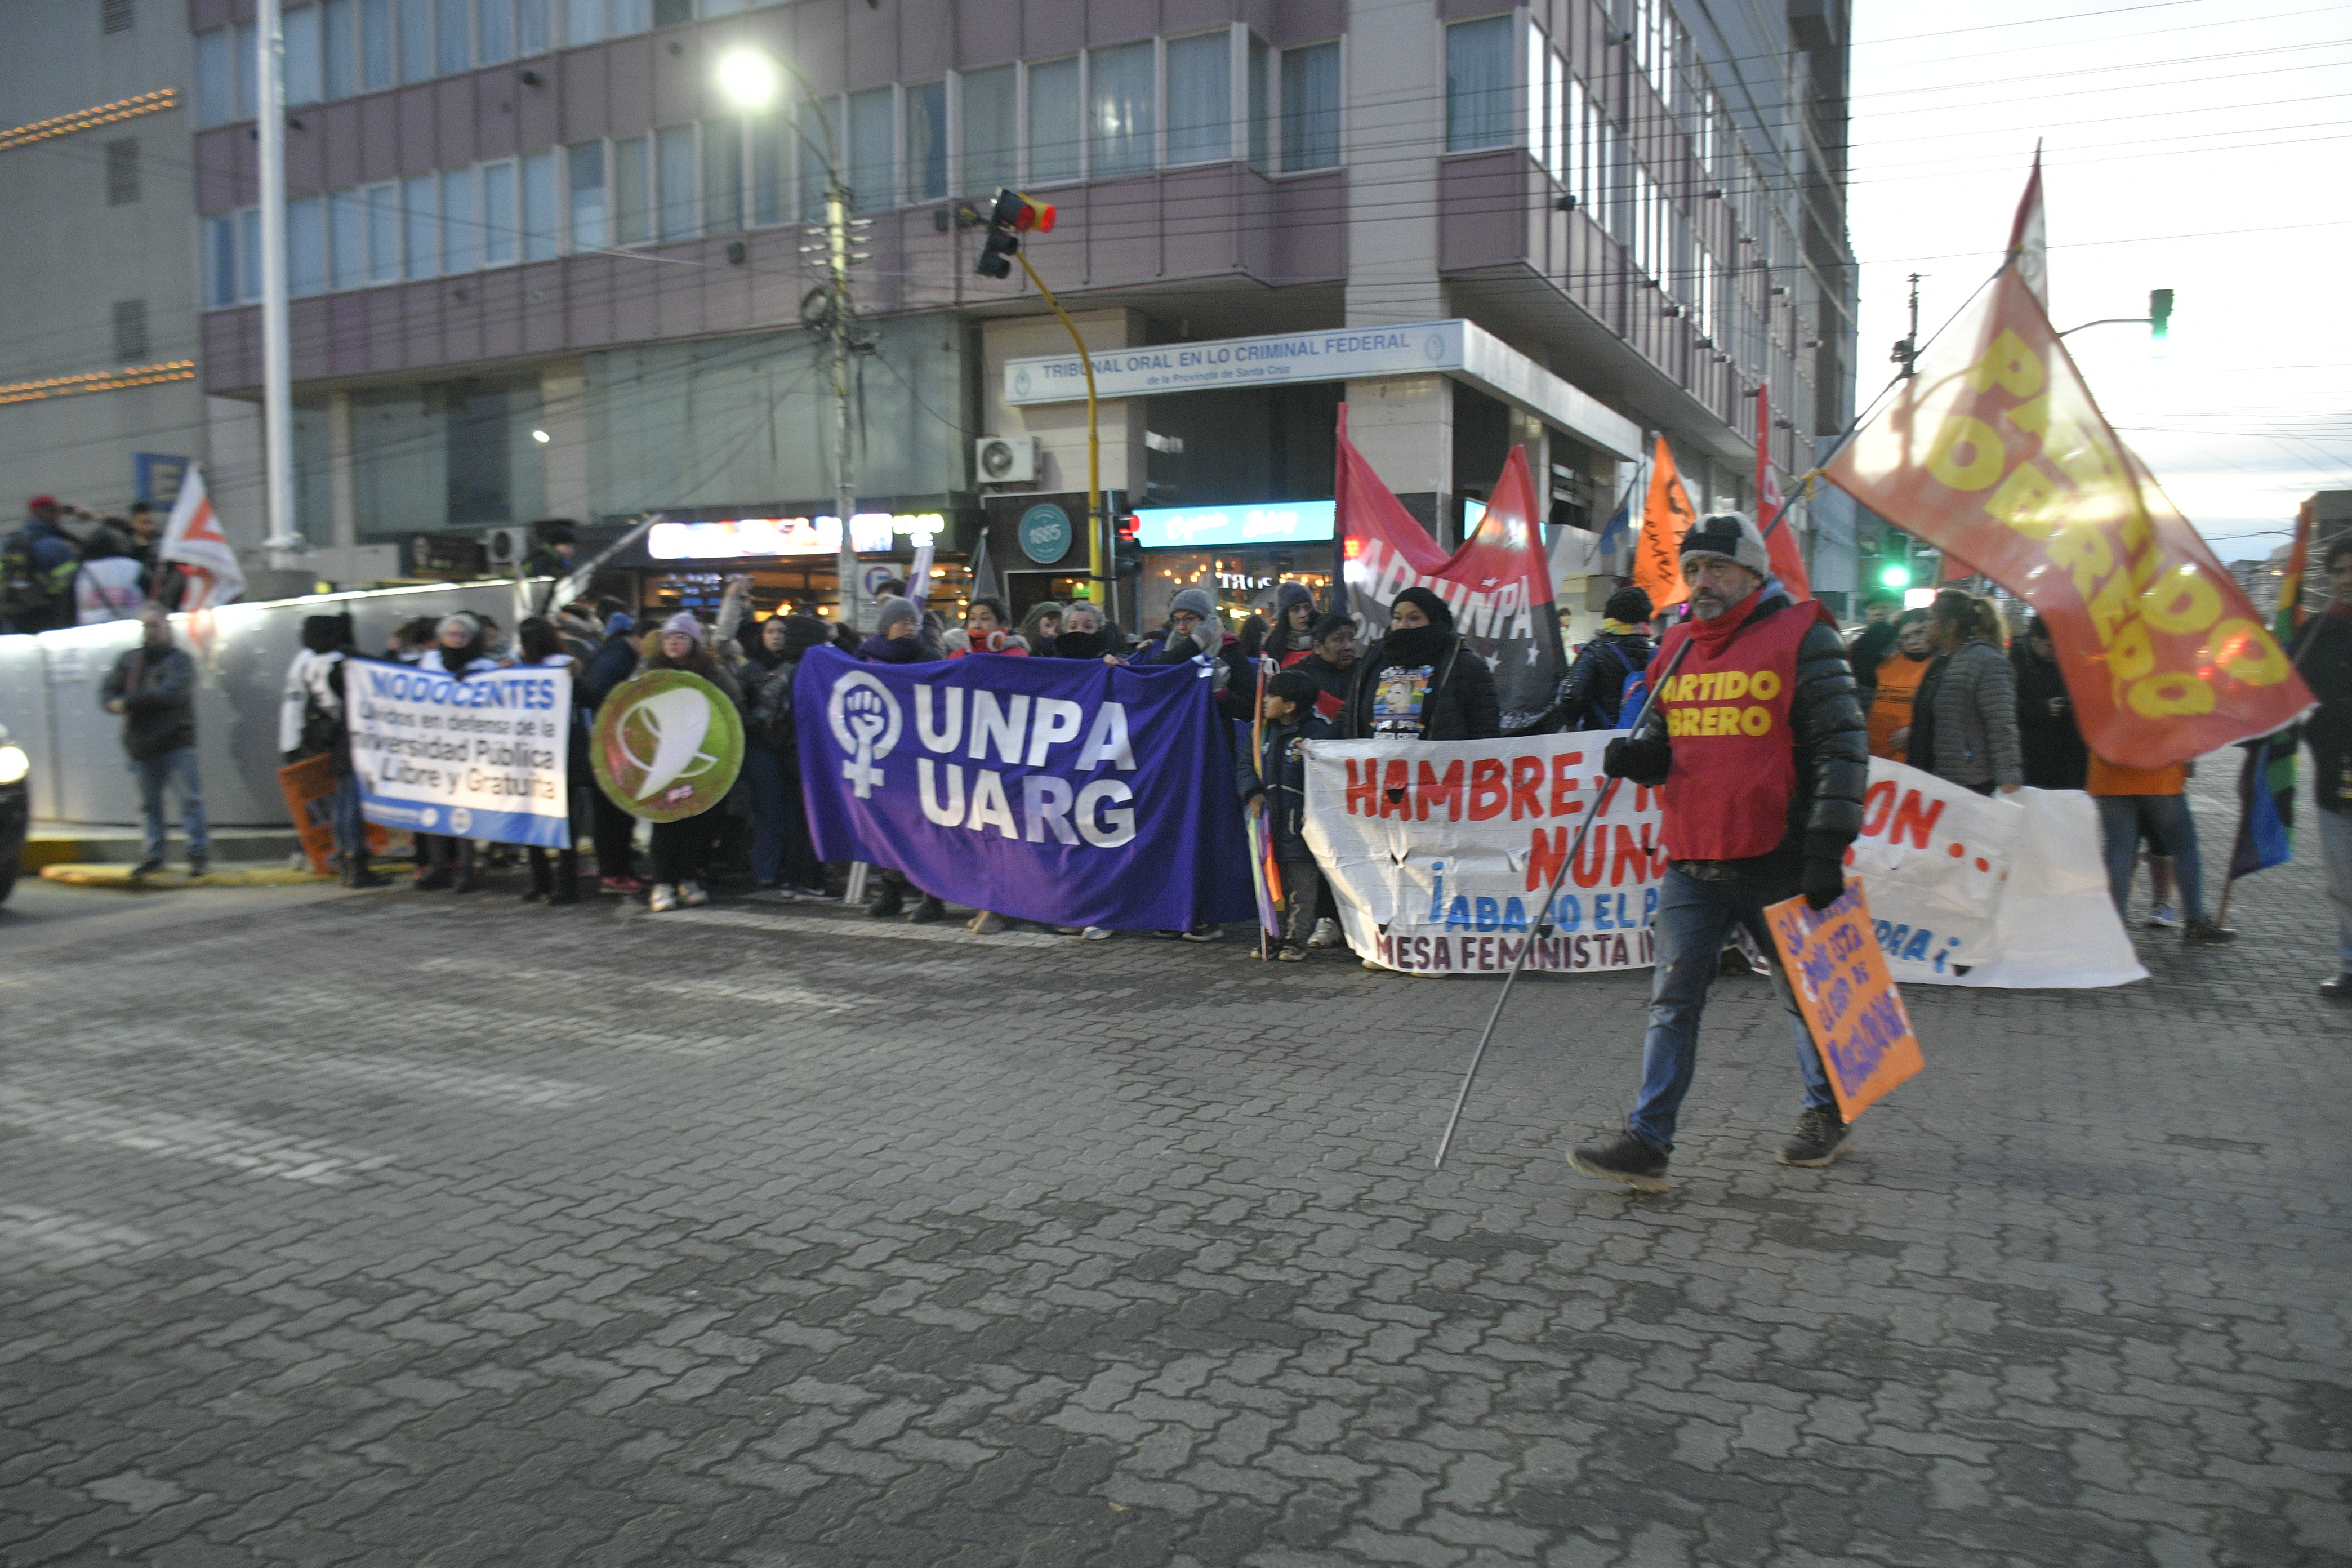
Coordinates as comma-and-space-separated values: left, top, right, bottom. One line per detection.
3, 773, 2347, 1567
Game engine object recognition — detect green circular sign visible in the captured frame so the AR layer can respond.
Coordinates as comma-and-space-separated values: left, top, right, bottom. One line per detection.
1018, 503, 1073, 564
590, 669, 745, 822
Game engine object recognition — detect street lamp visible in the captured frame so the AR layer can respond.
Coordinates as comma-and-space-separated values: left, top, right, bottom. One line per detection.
714, 47, 781, 112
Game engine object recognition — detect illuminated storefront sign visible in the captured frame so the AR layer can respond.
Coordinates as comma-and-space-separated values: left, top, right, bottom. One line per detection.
647, 513, 947, 560
1131, 500, 1334, 550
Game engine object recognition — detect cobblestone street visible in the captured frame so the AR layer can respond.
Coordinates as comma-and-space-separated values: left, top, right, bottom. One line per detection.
3, 776, 2347, 1568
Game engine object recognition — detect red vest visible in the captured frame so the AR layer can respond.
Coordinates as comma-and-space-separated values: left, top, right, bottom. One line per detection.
1654, 600, 1828, 861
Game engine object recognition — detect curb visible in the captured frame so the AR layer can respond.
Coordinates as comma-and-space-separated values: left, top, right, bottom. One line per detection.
38, 862, 332, 889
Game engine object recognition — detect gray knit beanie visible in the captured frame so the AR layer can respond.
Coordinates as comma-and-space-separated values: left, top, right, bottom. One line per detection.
874, 596, 919, 637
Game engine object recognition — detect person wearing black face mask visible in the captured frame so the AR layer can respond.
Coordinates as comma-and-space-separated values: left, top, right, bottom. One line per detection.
1340, 586, 1500, 741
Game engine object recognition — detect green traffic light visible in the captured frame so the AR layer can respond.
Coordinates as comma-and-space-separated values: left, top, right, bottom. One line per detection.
2149, 288, 2173, 341
1880, 564, 1911, 589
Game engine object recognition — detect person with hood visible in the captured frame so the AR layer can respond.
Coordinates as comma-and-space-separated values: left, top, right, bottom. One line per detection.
2011, 613, 2088, 791
1570, 513, 1869, 1191
1017, 602, 1062, 657
522, 519, 578, 581
1237, 669, 1337, 960
412, 613, 497, 891
1147, 587, 1253, 723
580, 603, 647, 893
4, 495, 83, 633
858, 596, 933, 664
100, 605, 209, 879
1291, 613, 1358, 724
1265, 583, 1321, 667
740, 612, 832, 898
513, 617, 586, 905
1530, 586, 1655, 733
634, 613, 741, 912
280, 613, 387, 888
74, 528, 147, 623
1343, 586, 1500, 742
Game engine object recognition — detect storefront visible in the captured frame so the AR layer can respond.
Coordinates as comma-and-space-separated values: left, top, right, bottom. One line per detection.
609, 505, 979, 623
1130, 500, 1336, 629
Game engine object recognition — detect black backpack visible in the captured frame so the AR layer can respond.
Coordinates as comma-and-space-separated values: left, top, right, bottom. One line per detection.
1, 531, 69, 622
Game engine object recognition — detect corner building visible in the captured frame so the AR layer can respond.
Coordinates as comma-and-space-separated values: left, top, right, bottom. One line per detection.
188, 0, 1859, 625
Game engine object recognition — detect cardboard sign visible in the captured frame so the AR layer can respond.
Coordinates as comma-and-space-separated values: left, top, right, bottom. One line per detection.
1762, 880, 1924, 1121
275, 752, 389, 875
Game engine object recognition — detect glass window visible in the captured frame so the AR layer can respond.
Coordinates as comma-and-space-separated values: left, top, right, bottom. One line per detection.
194, 29, 233, 128
611, 0, 649, 34
235, 23, 258, 118
1281, 42, 1340, 171
568, 140, 607, 249
798, 101, 832, 221
362, 0, 393, 91
403, 173, 438, 277
437, 0, 468, 75
285, 3, 323, 106
1446, 16, 1513, 152
367, 181, 400, 280
518, 0, 548, 54
652, 0, 689, 24
331, 189, 367, 289
904, 81, 946, 203
1089, 41, 1153, 177
657, 124, 697, 238
288, 195, 328, 296
1027, 57, 1079, 184
240, 207, 262, 300
1165, 33, 1229, 167
324, 0, 356, 99
441, 167, 477, 270
398, 0, 432, 83
521, 150, 557, 258
1246, 38, 1269, 170
204, 213, 237, 307
478, 0, 514, 65
848, 88, 892, 212
482, 159, 516, 263
702, 118, 743, 234
566, 0, 604, 44
960, 65, 1015, 197
612, 135, 649, 243
750, 114, 787, 225
701, 0, 745, 14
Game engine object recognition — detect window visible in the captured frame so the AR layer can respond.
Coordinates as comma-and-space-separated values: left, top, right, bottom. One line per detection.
204, 215, 237, 307
1247, 39, 1269, 170
478, 0, 514, 65
399, 0, 432, 83
657, 124, 697, 238
288, 195, 328, 296
403, 173, 438, 277
567, 0, 604, 44
105, 138, 139, 206
1028, 57, 1079, 184
611, 0, 650, 33
362, 0, 393, 91
441, 167, 477, 271
1165, 33, 1230, 167
1280, 42, 1340, 172
331, 189, 367, 288
324, 0, 356, 99
904, 81, 946, 203
235, 22, 259, 118
568, 141, 607, 249
285, 3, 323, 106
848, 88, 891, 212
195, 30, 233, 127
367, 181, 400, 280
652, 0, 689, 23
112, 301, 148, 362
1089, 41, 1153, 177
961, 65, 1015, 196
521, 151, 557, 258
1446, 16, 1513, 152
797, 102, 832, 221
240, 207, 261, 299
612, 135, 649, 243
518, 0, 547, 55
437, 0, 469, 74
750, 115, 787, 225
702, 119, 743, 234
102, 0, 133, 34
482, 159, 516, 264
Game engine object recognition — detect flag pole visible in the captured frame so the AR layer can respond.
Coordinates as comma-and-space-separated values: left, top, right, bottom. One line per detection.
1432, 633, 1696, 1170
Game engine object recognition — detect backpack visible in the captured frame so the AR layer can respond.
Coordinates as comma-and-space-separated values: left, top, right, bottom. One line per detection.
1585, 637, 1654, 728
1, 531, 70, 621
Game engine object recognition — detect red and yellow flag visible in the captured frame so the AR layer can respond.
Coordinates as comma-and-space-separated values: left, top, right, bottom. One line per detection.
1824, 265, 2309, 770
1633, 435, 1697, 612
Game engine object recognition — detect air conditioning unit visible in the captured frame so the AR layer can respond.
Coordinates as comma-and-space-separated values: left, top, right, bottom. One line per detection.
974, 434, 1038, 485
482, 525, 531, 569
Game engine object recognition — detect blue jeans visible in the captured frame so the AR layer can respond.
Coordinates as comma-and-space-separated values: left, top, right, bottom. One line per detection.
2318, 806, 2352, 976
132, 746, 209, 863
329, 773, 363, 861
742, 746, 821, 887
2097, 794, 2202, 922
1628, 866, 1835, 1153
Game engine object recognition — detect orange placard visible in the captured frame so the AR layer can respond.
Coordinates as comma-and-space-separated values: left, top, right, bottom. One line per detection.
275, 753, 389, 875
1762, 879, 1923, 1121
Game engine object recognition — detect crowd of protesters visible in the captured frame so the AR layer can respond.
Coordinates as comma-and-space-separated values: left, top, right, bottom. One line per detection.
5, 495, 186, 634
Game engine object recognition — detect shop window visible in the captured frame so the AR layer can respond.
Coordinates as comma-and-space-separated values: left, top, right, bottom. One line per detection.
961, 65, 1016, 197
1165, 33, 1230, 167
1446, 16, 1514, 152
1089, 41, 1153, 177
1028, 57, 1080, 185
1281, 43, 1341, 171
905, 81, 947, 203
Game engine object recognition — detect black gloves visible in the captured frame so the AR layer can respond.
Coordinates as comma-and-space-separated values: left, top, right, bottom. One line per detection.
1801, 856, 1846, 911
1602, 733, 1672, 787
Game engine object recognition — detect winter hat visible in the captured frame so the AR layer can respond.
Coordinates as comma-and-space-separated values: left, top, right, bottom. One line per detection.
1391, 586, 1455, 632
1169, 587, 1216, 620
300, 613, 348, 653
1602, 586, 1654, 625
1678, 512, 1769, 578
1265, 669, 1321, 710
780, 614, 831, 657
873, 596, 920, 638
603, 609, 634, 637
660, 611, 705, 644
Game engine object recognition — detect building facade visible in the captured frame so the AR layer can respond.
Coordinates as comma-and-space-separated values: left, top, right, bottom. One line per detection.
176, 0, 1857, 622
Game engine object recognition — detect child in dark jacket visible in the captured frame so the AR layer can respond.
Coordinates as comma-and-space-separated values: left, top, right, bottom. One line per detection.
1236, 669, 1335, 960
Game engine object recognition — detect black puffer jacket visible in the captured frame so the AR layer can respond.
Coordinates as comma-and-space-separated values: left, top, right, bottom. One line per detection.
1527, 628, 1654, 732
1609, 593, 1869, 871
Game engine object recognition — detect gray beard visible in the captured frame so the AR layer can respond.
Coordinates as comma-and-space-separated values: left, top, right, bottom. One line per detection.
1691, 598, 1729, 621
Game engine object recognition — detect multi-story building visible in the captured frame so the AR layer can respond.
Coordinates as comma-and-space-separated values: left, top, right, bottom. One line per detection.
176, 0, 1857, 622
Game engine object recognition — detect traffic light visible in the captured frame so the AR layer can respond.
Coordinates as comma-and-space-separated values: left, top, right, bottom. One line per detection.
1115, 513, 1143, 578
2149, 288, 2173, 342
974, 188, 1057, 279
1879, 563, 1910, 590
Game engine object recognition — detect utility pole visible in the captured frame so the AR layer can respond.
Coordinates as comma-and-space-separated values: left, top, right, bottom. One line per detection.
825, 173, 859, 633
1890, 273, 1921, 381
256, 0, 299, 568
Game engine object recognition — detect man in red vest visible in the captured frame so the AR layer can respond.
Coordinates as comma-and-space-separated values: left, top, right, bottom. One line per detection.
1570, 513, 1870, 1192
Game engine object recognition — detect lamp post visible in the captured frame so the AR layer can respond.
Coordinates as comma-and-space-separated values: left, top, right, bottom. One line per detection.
256, 0, 300, 569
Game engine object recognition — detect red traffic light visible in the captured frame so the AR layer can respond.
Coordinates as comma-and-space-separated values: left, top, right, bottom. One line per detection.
1116, 514, 1141, 542
1019, 200, 1055, 234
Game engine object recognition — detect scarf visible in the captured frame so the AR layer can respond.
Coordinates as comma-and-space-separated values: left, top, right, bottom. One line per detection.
1054, 628, 1109, 660
1683, 578, 1785, 658
1599, 618, 1642, 638
1377, 622, 1451, 669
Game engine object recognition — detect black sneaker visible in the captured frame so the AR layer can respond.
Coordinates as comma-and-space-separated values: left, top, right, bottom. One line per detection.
2182, 917, 2237, 944
1778, 1105, 1852, 1168
906, 894, 947, 924
1568, 1130, 1671, 1193
128, 857, 163, 880
185, 857, 208, 878
1181, 923, 1224, 942
2322, 974, 2352, 1000
866, 888, 905, 919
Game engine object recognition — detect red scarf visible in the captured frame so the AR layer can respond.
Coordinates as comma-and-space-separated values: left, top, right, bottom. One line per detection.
1686, 586, 1765, 657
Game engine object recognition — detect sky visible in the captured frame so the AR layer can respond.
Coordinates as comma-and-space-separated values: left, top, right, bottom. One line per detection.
1843, 0, 2352, 563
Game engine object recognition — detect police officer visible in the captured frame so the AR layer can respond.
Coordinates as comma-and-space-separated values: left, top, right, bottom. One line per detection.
1570, 513, 1870, 1191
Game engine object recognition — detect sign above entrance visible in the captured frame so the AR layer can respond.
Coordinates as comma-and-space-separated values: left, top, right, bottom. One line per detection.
1132, 500, 1335, 551
1018, 503, 1073, 564
648, 513, 946, 560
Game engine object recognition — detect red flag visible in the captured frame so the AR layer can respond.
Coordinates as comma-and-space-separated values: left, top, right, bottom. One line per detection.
1755, 387, 1811, 598
1632, 435, 1696, 612
2007, 149, 2047, 310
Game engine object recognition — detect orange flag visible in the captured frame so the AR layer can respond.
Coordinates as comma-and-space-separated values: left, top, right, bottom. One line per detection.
1633, 435, 1696, 611
1824, 260, 2308, 770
